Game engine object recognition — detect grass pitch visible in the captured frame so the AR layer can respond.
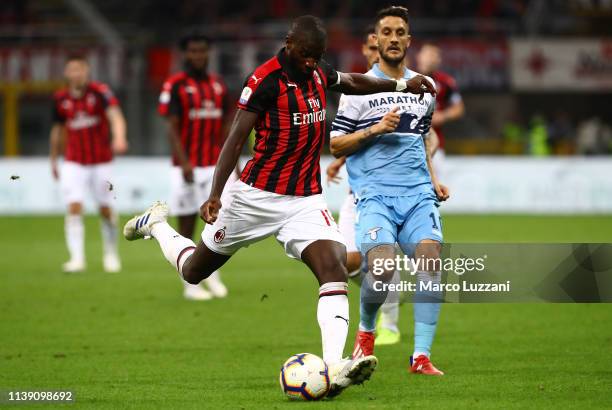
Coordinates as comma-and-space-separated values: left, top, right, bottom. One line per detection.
1, 215, 611, 409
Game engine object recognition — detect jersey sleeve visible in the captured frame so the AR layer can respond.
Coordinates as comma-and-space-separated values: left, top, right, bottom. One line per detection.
330, 94, 361, 138
95, 83, 119, 109
237, 71, 277, 114
158, 79, 182, 117
318, 59, 340, 89
447, 77, 463, 105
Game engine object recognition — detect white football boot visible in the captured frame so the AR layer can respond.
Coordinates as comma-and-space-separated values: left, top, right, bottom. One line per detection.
123, 201, 169, 241
183, 283, 214, 301
103, 252, 122, 273
327, 355, 378, 398
62, 259, 86, 273
203, 271, 228, 298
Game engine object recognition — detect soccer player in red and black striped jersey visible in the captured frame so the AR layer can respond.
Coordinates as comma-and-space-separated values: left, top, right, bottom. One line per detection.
124, 16, 435, 397
50, 55, 128, 273
416, 43, 465, 179
158, 33, 230, 301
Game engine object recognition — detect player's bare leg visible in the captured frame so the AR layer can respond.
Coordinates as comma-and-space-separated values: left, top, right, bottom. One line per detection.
410, 239, 444, 375
177, 213, 228, 299
177, 214, 197, 239
175, 213, 213, 300
301, 240, 377, 398
99, 205, 121, 273
354, 244, 396, 358
63, 202, 85, 272
181, 242, 231, 285
123, 202, 231, 287
346, 251, 362, 280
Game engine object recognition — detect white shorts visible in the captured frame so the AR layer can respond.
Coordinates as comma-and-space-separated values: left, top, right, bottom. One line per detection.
60, 161, 114, 206
202, 181, 346, 260
338, 193, 358, 253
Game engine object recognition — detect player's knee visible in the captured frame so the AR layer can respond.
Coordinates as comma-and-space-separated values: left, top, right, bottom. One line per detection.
345, 252, 362, 273
181, 258, 214, 285
318, 257, 348, 283
68, 202, 82, 215
367, 246, 396, 281
416, 240, 441, 272
99, 206, 112, 220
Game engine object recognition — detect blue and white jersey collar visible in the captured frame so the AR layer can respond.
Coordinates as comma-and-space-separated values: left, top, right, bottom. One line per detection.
370, 63, 413, 80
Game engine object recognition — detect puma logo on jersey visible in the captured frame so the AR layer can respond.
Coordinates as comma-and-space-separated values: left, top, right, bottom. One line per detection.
251, 74, 261, 84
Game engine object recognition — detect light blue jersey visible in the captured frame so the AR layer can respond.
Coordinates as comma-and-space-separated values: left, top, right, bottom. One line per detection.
330, 64, 435, 199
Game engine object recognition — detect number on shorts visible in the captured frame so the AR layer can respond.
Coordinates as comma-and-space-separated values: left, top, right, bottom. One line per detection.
429, 211, 440, 230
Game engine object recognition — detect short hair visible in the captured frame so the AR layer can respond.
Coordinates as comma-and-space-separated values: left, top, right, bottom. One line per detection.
363, 24, 376, 43
288, 15, 327, 46
65, 54, 88, 65
179, 31, 210, 50
375, 6, 410, 29
420, 42, 440, 51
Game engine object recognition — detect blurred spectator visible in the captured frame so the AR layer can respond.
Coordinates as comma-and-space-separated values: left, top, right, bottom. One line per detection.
528, 115, 551, 156
502, 111, 526, 154
547, 111, 575, 154
576, 117, 612, 155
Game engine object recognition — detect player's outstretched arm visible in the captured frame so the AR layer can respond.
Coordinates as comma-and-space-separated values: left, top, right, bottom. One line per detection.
330, 107, 400, 158
333, 73, 436, 97
201, 109, 258, 224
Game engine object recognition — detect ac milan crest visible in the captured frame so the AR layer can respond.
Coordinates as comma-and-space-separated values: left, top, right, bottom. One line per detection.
214, 227, 226, 243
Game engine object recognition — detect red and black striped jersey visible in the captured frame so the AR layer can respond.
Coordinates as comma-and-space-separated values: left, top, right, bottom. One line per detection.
52, 82, 118, 165
239, 48, 340, 196
158, 71, 228, 167
431, 71, 462, 149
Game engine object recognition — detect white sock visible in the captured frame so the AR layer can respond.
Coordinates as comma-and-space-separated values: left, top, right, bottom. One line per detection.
379, 302, 400, 333
65, 214, 84, 262
101, 212, 118, 256
150, 222, 195, 277
317, 282, 349, 365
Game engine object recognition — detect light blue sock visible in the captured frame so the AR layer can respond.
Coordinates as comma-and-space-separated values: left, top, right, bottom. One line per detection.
359, 274, 386, 332
413, 271, 442, 356
359, 301, 382, 332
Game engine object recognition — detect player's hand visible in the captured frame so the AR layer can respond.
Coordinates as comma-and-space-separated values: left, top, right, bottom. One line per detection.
112, 138, 129, 155
51, 160, 59, 180
326, 158, 344, 185
434, 183, 450, 202
372, 107, 400, 135
402, 75, 436, 99
182, 163, 194, 183
200, 196, 222, 224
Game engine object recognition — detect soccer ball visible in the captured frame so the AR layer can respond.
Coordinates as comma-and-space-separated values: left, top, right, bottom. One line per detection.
279, 353, 330, 400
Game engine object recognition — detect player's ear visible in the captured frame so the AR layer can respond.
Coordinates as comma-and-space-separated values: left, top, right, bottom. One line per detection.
406, 35, 412, 48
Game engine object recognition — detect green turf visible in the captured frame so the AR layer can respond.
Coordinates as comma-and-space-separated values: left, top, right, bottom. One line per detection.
1, 215, 611, 409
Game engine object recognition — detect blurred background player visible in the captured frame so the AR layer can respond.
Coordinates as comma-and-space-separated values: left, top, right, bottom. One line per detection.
158, 32, 230, 301
326, 25, 379, 278
49, 55, 128, 273
330, 6, 449, 375
416, 43, 465, 178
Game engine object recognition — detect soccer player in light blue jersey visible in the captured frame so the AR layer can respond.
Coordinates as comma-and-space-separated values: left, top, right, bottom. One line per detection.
330, 6, 449, 376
